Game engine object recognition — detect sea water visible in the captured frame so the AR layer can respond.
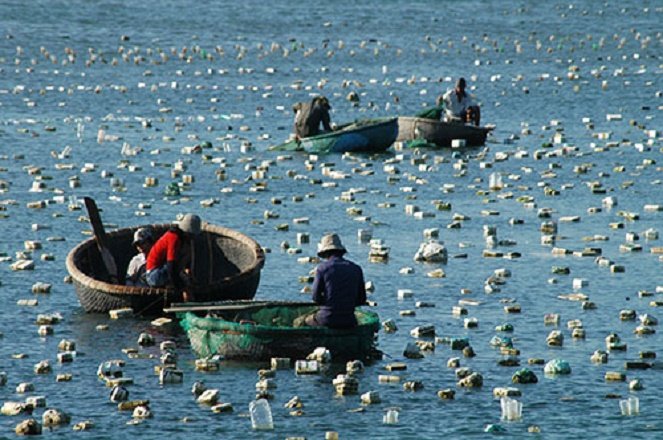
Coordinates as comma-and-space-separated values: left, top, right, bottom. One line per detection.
0, 0, 661, 438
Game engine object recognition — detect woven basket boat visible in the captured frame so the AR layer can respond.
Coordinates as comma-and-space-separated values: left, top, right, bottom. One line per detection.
397, 116, 493, 147
66, 223, 265, 315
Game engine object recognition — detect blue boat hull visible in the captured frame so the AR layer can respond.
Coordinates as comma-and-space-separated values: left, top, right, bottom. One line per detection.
272, 117, 398, 153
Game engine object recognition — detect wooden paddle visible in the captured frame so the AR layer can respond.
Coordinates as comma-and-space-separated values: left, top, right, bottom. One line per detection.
83, 197, 119, 284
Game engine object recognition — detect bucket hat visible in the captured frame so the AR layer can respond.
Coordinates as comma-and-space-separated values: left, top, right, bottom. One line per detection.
178, 214, 202, 235
317, 233, 346, 257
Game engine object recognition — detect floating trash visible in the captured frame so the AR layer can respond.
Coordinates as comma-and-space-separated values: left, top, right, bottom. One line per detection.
249, 399, 274, 430
544, 359, 571, 375
383, 408, 399, 425
500, 397, 522, 421
42, 408, 70, 426
197, 389, 220, 405
110, 385, 129, 402
333, 374, 359, 395
132, 405, 152, 419
14, 418, 42, 435
512, 368, 538, 384
619, 397, 639, 416
413, 240, 447, 263
295, 360, 320, 375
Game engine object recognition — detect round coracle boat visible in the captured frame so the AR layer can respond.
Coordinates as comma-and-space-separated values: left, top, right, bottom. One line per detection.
65, 223, 265, 314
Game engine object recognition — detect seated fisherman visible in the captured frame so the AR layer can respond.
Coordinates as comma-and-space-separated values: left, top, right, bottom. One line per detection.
145, 214, 201, 301
298, 233, 367, 328
437, 77, 481, 126
126, 227, 154, 287
292, 96, 333, 139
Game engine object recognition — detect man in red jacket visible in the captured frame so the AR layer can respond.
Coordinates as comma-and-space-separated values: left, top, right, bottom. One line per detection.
145, 214, 201, 300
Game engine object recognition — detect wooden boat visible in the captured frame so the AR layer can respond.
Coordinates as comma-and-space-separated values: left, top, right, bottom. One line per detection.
166, 301, 381, 361
397, 116, 493, 147
66, 223, 265, 314
270, 117, 398, 153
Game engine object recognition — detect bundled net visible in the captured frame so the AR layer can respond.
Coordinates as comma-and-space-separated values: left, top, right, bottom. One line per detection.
180, 306, 380, 360
414, 104, 445, 120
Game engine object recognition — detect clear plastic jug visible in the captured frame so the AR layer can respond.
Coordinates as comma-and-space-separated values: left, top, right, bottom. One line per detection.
489, 172, 503, 190
383, 408, 399, 424
619, 397, 639, 416
249, 398, 274, 430
500, 397, 522, 421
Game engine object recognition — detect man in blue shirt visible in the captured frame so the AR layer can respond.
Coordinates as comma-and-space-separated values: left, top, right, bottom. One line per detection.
302, 233, 367, 328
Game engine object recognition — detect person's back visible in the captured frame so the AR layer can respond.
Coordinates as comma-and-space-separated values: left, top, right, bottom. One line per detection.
144, 214, 201, 295
146, 229, 181, 275
313, 255, 366, 328
302, 233, 367, 329
293, 97, 332, 138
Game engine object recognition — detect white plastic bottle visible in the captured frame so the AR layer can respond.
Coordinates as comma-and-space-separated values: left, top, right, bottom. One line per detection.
249, 399, 274, 430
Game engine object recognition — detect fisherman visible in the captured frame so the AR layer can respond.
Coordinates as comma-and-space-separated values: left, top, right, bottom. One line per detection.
292, 96, 333, 139
145, 214, 201, 301
296, 233, 367, 328
437, 77, 481, 126
126, 227, 154, 287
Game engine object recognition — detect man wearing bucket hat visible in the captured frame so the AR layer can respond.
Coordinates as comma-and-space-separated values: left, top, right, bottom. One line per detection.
293, 95, 333, 139
298, 233, 367, 328
126, 227, 154, 287
145, 214, 201, 300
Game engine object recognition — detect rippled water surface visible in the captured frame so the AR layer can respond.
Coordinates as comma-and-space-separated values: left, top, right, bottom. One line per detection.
0, 0, 661, 438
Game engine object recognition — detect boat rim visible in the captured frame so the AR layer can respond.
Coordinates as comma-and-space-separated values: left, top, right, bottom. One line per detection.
398, 115, 495, 132
298, 116, 397, 142
65, 222, 265, 297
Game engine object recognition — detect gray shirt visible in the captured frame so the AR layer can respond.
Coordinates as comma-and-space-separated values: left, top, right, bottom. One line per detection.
126, 253, 147, 286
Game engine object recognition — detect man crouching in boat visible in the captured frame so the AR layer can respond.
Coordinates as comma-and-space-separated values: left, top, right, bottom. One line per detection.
437, 77, 481, 126
145, 214, 201, 301
296, 233, 367, 328
126, 227, 154, 287
293, 96, 333, 139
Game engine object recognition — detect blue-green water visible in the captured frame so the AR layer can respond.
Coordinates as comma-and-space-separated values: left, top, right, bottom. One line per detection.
0, 0, 661, 438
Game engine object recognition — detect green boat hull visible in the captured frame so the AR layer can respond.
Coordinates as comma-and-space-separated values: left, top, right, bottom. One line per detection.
271, 117, 398, 153
180, 305, 380, 361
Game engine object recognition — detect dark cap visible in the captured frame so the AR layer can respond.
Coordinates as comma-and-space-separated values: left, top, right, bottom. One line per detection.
133, 227, 153, 246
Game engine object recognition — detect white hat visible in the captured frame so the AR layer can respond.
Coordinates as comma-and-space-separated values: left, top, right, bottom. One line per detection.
317, 233, 346, 257
178, 214, 201, 235
132, 227, 153, 246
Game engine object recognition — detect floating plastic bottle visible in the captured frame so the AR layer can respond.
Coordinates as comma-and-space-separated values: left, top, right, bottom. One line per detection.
500, 397, 523, 421
489, 172, 503, 190
383, 408, 399, 424
619, 397, 639, 416
249, 399, 273, 430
